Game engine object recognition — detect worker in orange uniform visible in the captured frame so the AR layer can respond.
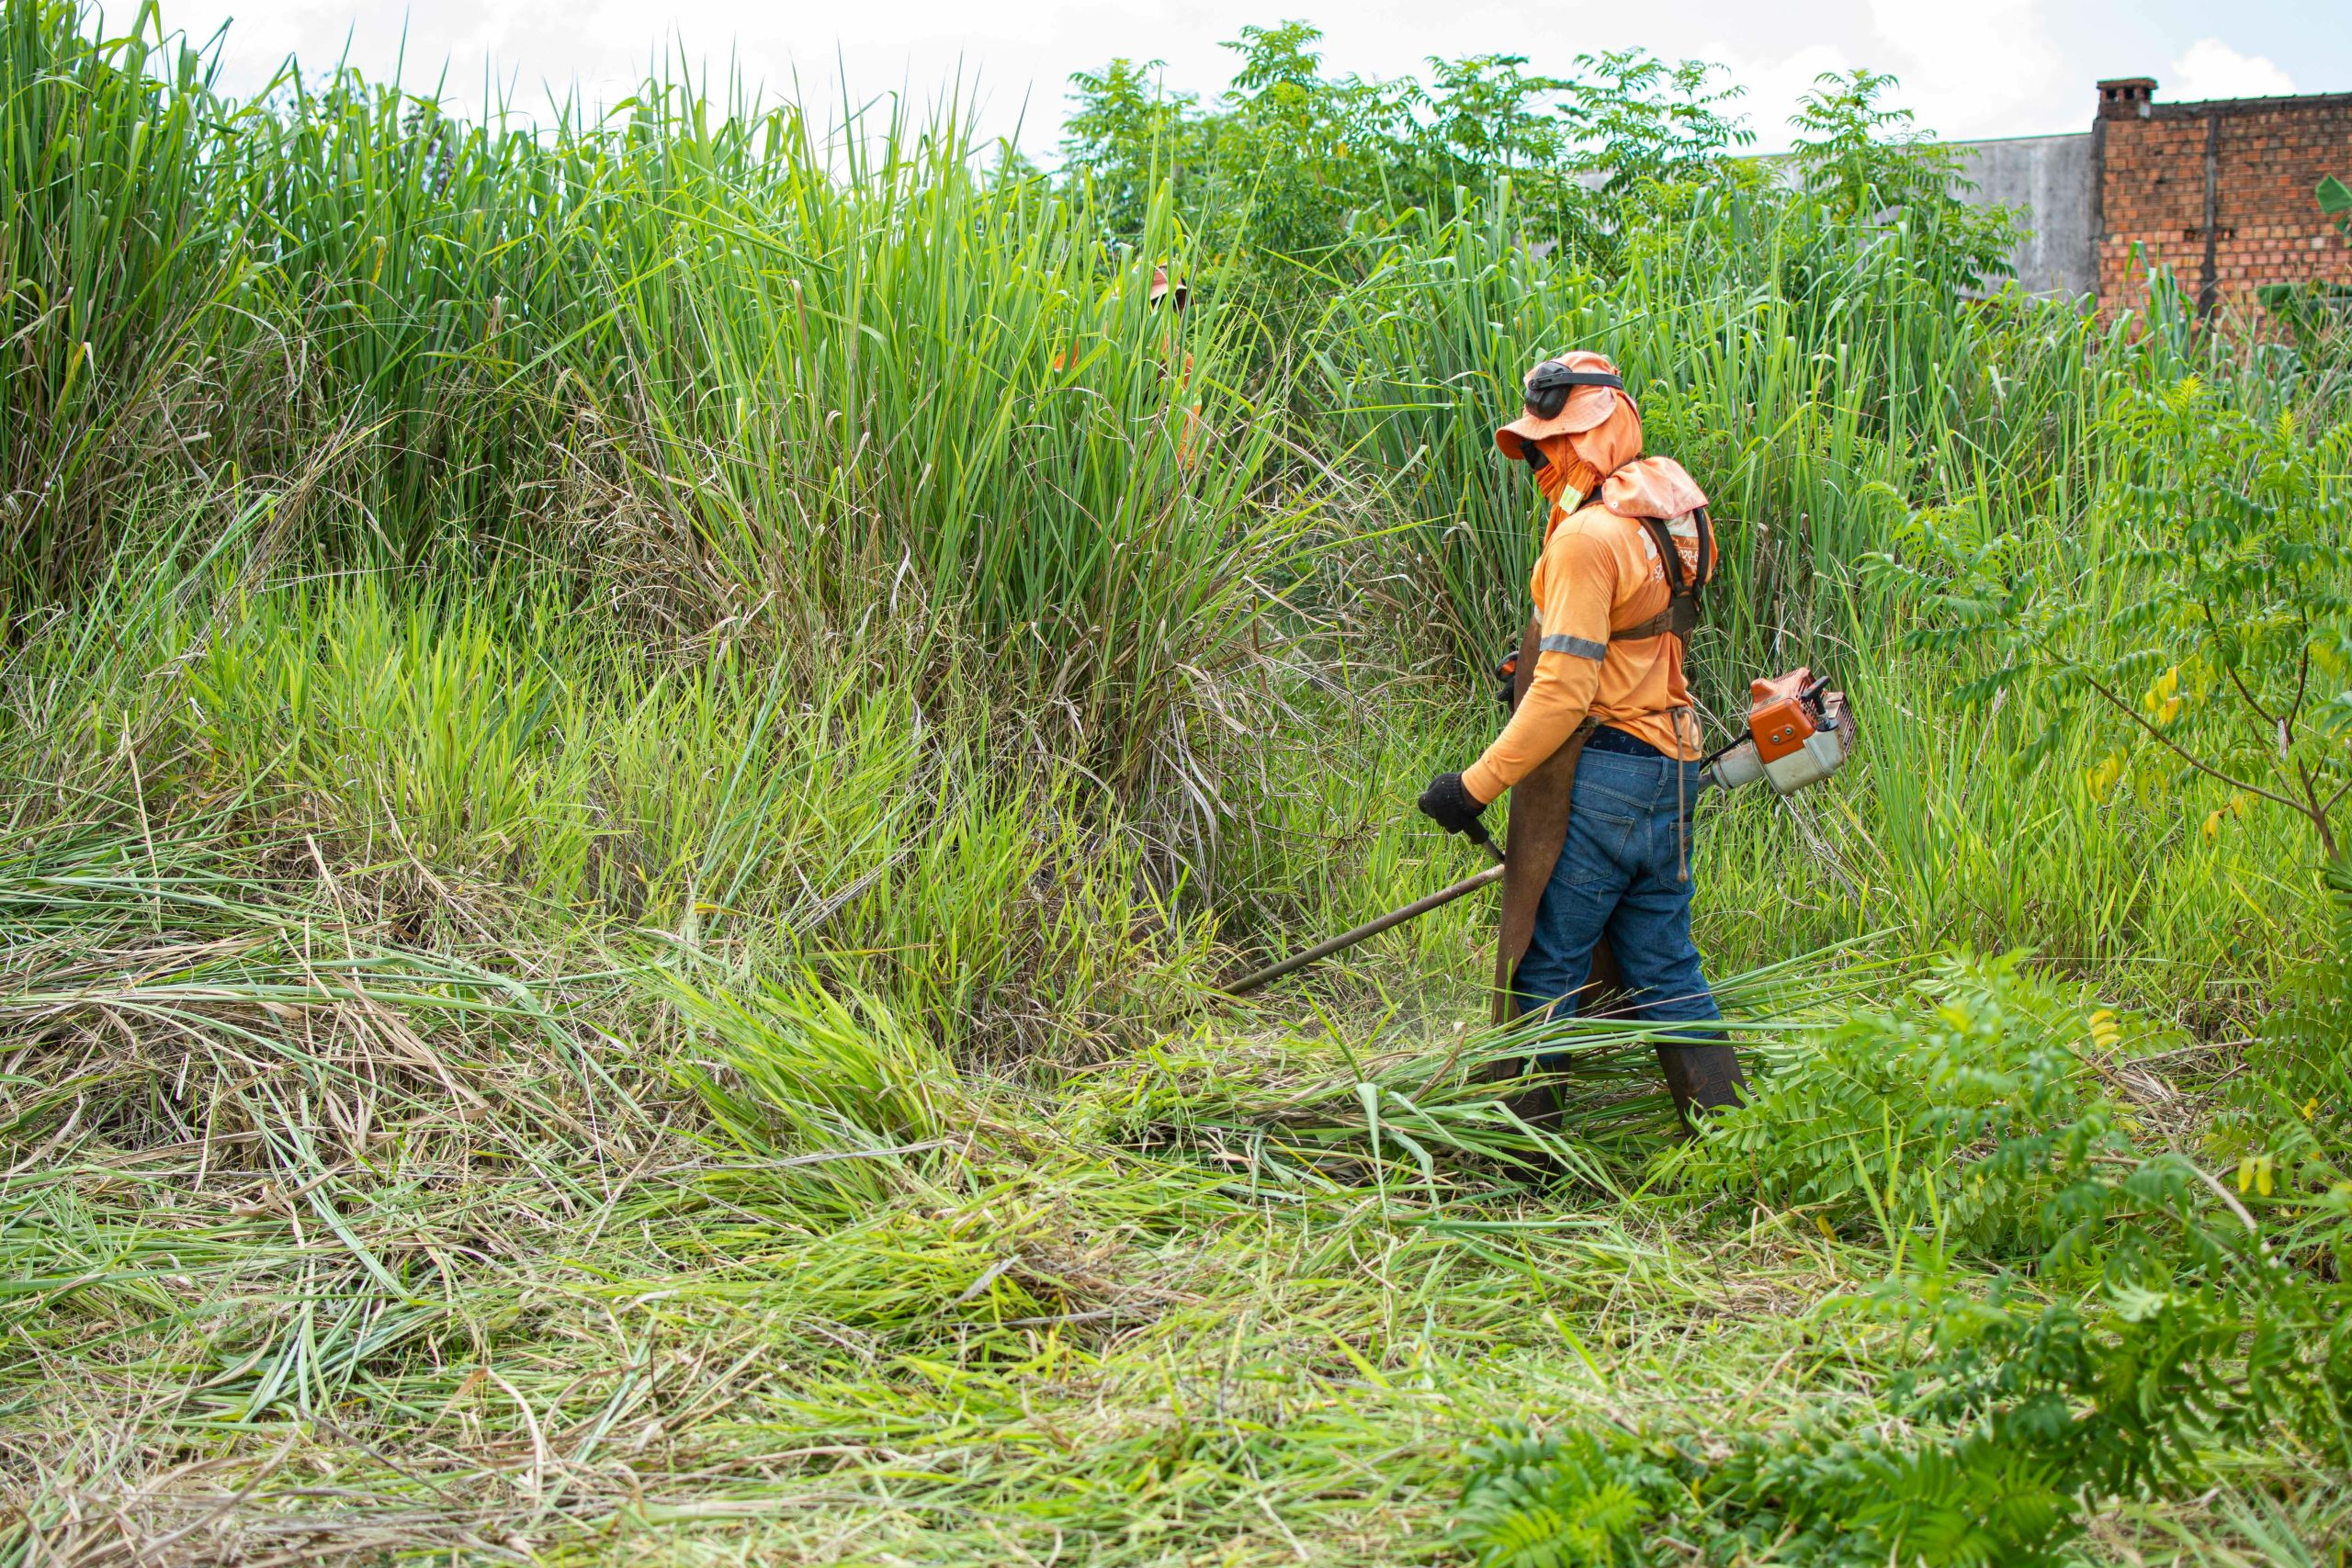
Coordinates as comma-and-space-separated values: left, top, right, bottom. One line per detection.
1053, 264, 1196, 462
1416, 352, 1747, 1126
1148, 265, 1200, 465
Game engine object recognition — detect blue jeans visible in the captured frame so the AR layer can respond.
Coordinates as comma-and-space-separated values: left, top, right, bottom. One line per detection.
1511, 747, 1721, 1051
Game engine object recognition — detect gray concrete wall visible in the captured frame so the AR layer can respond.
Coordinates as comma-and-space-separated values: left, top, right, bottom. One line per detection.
1950, 132, 2097, 299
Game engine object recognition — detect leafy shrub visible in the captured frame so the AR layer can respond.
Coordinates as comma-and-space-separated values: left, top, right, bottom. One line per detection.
1788, 68, 2019, 296
1809, 1154, 2349, 1557
1886, 377, 2352, 876
1496, 944, 2342, 1568
1458, 1179, 2350, 1565
1601, 951, 2352, 1562
1669, 953, 2137, 1255
1697, 1414, 2077, 1566
1451, 1426, 1675, 1568
1057, 26, 1747, 269
1454, 1410, 2084, 1568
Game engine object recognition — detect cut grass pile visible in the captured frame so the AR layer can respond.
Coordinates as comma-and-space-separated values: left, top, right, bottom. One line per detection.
18, 818, 2320, 1566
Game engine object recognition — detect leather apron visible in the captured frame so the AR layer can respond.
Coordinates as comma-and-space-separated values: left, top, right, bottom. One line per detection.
1490, 611, 1617, 1027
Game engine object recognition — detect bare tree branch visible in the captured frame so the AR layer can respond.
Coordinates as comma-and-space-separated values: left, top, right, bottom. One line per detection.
2294, 756, 2342, 864
2203, 601, 2278, 728
2075, 670, 2307, 817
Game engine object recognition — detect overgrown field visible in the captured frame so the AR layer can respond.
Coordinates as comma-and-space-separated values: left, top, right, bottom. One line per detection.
4, 3, 2350, 1563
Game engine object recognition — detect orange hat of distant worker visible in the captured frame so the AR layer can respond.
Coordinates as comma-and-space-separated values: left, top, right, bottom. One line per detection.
1494, 351, 1643, 477
1148, 265, 1188, 309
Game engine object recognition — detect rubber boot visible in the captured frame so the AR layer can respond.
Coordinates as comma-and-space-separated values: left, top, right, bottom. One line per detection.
1655, 1043, 1747, 1134
1497, 1073, 1562, 1134
1489, 941, 1627, 1136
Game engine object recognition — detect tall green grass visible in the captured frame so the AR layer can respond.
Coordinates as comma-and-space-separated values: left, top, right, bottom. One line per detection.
7, 6, 1303, 820
1, 0, 238, 590
8, 0, 2336, 1015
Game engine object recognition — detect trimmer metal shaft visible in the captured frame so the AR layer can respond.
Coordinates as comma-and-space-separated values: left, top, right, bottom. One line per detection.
1218, 829, 1507, 998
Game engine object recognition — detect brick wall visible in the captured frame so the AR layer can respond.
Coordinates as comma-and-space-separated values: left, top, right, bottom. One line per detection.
2095, 78, 2352, 319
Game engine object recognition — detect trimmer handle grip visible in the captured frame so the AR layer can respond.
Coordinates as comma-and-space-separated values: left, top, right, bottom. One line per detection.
1464, 820, 1506, 863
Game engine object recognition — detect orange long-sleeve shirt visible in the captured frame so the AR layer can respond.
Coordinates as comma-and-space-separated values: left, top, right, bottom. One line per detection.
1462, 466, 1713, 804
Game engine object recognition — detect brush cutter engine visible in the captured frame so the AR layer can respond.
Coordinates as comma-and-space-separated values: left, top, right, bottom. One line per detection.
1702, 669, 1852, 796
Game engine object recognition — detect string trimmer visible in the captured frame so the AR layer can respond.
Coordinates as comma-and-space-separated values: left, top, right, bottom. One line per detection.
1217, 668, 1852, 998
1219, 825, 1506, 997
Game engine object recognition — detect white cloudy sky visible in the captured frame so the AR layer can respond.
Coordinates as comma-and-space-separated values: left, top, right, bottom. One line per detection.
164, 0, 2346, 153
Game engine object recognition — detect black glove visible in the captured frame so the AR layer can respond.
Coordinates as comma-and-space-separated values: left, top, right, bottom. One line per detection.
1417, 772, 1487, 837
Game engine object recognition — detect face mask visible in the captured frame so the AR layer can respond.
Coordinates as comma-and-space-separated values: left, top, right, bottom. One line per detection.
1523, 435, 1599, 508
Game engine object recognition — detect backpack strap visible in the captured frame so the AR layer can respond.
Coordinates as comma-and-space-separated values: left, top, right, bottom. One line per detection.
1611, 506, 1711, 642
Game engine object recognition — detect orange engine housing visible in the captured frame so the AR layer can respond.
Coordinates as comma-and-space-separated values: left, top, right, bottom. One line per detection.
1747, 669, 1819, 765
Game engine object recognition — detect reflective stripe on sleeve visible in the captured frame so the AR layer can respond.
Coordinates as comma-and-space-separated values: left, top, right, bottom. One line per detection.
1538, 633, 1606, 660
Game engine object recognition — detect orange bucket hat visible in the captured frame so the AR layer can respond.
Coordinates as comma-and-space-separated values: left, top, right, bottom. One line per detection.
1495, 351, 1642, 474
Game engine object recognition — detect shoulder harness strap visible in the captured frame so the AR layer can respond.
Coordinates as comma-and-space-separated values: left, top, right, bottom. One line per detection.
1610, 506, 1713, 643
